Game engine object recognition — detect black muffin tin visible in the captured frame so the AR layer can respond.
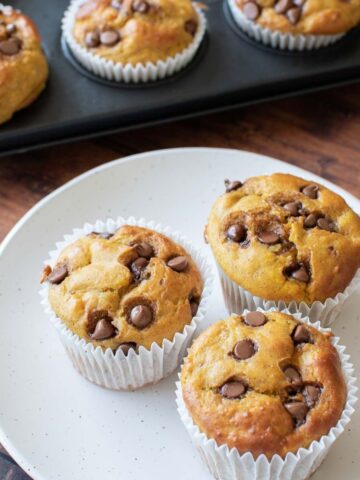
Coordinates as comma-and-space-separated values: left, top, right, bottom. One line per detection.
1, 0, 360, 154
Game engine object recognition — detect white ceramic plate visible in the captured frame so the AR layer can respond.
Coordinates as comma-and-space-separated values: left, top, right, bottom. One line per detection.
0, 148, 359, 480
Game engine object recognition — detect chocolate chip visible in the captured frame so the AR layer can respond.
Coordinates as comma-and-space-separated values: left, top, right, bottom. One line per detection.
244, 311, 267, 327
303, 385, 321, 408
224, 179, 242, 193
130, 257, 148, 280
129, 305, 153, 329
285, 264, 310, 283
284, 401, 309, 425
132, 0, 150, 12
301, 184, 319, 199
292, 324, 311, 345
303, 213, 317, 228
85, 30, 100, 48
291, 265, 309, 283
100, 29, 120, 46
48, 264, 68, 285
0, 36, 21, 55
134, 241, 153, 259
257, 230, 280, 245
190, 300, 199, 316
184, 19, 197, 36
283, 366, 301, 383
226, 224, 247, 243
91, 317, 116, 340
243, 1, 261, 20
293, 0, 305, 5
286, 7, 301, 24
233, 339, 256, 360
6, 23, 16, 35
167, 256, 188, 272
220, 380, 247, 399
317, 217, 335, 232
117, 342, 137, 355
91, 231, 113, 239
283, 201, 301, 216
274, 0, 292, 14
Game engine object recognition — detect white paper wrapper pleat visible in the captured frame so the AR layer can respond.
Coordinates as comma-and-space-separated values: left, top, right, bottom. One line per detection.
176, 308, 358, 480
39, 216, 213, 390
227, 0, 345, 51
217, 260, 360, 327
62, 0, 206, 83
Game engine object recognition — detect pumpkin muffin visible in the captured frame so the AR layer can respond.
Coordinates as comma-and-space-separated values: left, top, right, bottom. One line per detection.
180, 310, 347, 459
70, 0, 201, 65
232, 0, 360, 36
41, 224, 204, 354
205, 174, 360, 318
228, 0, 359, 50
0, 5, 48, 125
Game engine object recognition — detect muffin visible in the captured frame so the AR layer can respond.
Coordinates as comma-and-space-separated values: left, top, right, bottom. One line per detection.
40, 217, 212, 390
205, 173, 360, 325
62, 0, 206, 83
0, 5, 48, 125
178, 309, 356, 479
227, 0, 360, 50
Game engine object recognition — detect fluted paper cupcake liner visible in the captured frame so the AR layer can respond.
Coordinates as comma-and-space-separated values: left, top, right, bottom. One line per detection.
217, 259, 360, 327
228, 0, 345, 51
62, 0, 206, 83
176, 307, 358, 480
40, 216, 213, 390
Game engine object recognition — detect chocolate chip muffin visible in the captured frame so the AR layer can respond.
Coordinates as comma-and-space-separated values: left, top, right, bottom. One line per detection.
231, 0, 360, 35
0, 5, 48, 125
71, 0, 201, 65
41, 225, 204, 354
180, 310, 347, 459
206, 173, 360, 309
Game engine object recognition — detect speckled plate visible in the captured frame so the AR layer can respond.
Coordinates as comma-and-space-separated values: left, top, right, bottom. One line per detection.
0, 148, 359, 480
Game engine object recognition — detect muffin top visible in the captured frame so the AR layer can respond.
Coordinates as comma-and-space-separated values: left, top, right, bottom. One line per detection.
72, 0, 199, 65
42, 225, 204, 353
0, 5, 48, 125
235, 0, 360, 35
205, 173, 360, 303
181, 310, 347, 458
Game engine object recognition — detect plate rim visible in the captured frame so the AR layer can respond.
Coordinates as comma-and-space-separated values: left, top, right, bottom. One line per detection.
0, 146, 359, 480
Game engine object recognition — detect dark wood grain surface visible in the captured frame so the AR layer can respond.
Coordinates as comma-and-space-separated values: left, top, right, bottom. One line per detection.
0, 83, 359, 478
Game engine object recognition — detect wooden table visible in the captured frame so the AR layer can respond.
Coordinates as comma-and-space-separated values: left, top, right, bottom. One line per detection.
0, 83, 359, 478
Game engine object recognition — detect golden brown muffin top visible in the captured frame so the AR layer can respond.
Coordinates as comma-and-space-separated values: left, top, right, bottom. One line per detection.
72, 0, 199, 65
235, 0, 360, 35
41, 225, 204, 354
181, 311, 347, 459
206, 173, 360, 303
0, 5, 48, 125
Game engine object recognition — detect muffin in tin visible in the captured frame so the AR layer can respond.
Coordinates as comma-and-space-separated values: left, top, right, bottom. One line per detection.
0, 4, 48, 125
40, 219, 211, 390
63, 0, 206, 82
228, 0, 360, 50
205, 173, 360, 324
178, 310, 355, 479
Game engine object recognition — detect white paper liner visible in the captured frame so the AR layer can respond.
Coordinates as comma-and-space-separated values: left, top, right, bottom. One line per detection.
217, 260, 360, 327
62, 0, 207, 83
176, 307, 358, 480
228, 0, 345, 51
39, 216, 213, 391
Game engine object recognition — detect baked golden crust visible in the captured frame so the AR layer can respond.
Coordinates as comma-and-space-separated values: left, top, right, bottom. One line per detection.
72, 0, 199, 65
0, 5, 48, 125
235, 0, 360, 35
43, 225, 204, 351
181, 311, 347, 459
206, 173, 360, 303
